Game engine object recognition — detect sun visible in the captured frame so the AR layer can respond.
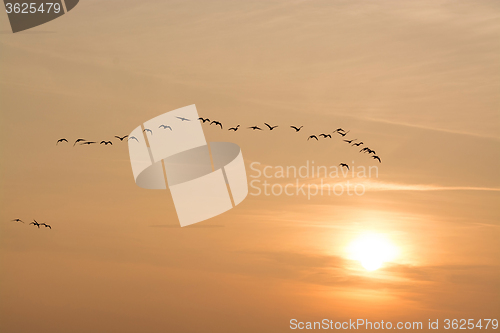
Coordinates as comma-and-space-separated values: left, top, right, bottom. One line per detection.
347, 233, 399, 271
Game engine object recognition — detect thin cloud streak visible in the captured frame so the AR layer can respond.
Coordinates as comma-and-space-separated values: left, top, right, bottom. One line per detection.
361, 181, 500, 192
268, 178, 500, 192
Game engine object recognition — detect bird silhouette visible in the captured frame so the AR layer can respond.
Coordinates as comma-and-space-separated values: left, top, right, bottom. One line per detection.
80, 141, 96, 145
210, 121, 223, 129
339, 163, 349, 170
73, 138, 86, 146
319, 134, 332, 138
143, 128, 153, 135
56, 138, 68, 145
249, 126, 262, 130
352, 142, 363, 147
290, 126, 303, 132
360, 147, 370, 153
198, 117, 210, 123
11, 219, 24, 223
100, 141, 113, 145
176, 116, 190, 121
29, 220, 40, 228
372, 155, 381, 163
128, 136, 139, 142
337, 130, 350, 137
115, 135, 128, 141
264, 123, 278, 130
308, 135, 318, 141
228, 125, 240, 131
343, 139, 357, 144
333, 128, 345, 133
368, 149, 376, 155
159, 125, 172, 130
40, 223, 51, 229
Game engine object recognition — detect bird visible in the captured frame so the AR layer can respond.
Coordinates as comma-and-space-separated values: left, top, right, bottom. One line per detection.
352, 142, 364, 147
143, 128, 153, 135
176, 116, 190, 121
249, 126, 262, 130
100, 141, 113, 145
128, 136, 139, 142
264, 123, 278, 130
115, 135, 128, 141
360, 147, 370, 153
308, 135, 318, 141
210, 121, 223, 129
368, 149, 376, 155
333, 128, 345, 133
319, 134, 331, 138
80, 141, 96, 145
290, 125, 303, 132
29, 220, 40, 228
40, 223, 51, 229
73, 138, 86, 146
56, 138, 68, 145
372, 155, 381, 163
11, 219, 24, 223
159, 124, 172, 130
339, 163, 349, 170
228, 125, 240, 131
343, 139, 357, 144
198, 117, 210, 123
337, 130, 350, 137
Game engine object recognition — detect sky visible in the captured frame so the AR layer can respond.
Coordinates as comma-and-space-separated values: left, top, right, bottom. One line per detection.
0, 1, 499, 332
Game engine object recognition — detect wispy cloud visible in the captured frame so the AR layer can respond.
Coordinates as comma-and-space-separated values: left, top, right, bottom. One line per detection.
251, 175, 500, 192
360, 180, 500, 192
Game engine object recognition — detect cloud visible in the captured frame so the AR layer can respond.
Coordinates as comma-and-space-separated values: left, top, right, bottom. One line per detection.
359, 181, 500, 192
250, 175, 500, 192
239, 251, 500, 297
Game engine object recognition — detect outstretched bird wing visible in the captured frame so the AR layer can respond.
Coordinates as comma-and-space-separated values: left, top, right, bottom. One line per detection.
73, 139, 85, 146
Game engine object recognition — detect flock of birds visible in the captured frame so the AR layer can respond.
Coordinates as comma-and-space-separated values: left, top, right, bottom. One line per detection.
56, 135, 128, 146
55, 116, 382, 171
9, 219, 51, 229
198, 118, 382, 170
5, 116, 382, 234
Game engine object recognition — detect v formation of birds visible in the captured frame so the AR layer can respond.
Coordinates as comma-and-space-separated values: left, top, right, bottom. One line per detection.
26, 117, 383, 228
56, 116, 382, 171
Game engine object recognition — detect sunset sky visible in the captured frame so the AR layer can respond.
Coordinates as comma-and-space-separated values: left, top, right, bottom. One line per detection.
0, 1, 499, 332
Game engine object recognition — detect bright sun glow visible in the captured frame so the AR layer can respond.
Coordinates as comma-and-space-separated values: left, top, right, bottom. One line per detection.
347, 233, 399, 271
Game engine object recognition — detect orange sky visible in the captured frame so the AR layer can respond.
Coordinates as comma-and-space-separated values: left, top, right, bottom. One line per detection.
1, 1, 499, 332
